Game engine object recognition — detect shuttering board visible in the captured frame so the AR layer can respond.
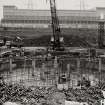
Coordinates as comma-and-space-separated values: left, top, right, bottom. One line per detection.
65, 101, 88, 105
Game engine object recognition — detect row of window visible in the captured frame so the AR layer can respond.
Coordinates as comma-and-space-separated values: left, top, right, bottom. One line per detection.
1, 23, 98, 29
2, 20, 50, 23
4, 15, 98, 19
2, 19, 98, 24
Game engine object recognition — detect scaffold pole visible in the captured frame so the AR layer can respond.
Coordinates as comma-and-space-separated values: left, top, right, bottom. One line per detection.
99, 57, 102, 86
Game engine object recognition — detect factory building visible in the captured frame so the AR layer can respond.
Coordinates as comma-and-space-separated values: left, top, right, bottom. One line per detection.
1, 5, 105, 29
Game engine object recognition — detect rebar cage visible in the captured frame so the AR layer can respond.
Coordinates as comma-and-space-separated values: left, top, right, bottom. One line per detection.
0, 56, 104, 88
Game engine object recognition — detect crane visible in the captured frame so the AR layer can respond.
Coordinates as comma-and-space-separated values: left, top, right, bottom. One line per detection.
48, 0, 65, 51
98, 13, 105, 49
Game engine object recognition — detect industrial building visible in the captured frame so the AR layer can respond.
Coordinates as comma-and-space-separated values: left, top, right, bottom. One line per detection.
1, 5, 105, 29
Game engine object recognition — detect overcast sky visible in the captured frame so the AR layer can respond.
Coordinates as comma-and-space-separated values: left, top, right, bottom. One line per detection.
0, 0, 105, 19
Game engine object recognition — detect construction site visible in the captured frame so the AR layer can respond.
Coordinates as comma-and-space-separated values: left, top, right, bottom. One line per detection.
0, 0, 105, 105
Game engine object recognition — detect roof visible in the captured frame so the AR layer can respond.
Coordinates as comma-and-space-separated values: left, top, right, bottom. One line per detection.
3, 5, 97, 17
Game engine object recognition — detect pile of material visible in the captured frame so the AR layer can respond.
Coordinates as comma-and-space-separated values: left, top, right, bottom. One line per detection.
0, 82, 104, 105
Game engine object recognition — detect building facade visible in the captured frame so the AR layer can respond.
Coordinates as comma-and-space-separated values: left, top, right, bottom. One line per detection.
1, 5, 105, 29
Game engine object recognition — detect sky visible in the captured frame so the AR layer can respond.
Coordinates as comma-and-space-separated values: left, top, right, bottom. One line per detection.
0, 0, 105, 19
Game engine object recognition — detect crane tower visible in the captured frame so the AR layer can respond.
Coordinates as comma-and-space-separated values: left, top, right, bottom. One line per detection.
98, 13, 105, 49
80, 0, 86, 10
48, 0, 65, 51
28, 0, 33, 9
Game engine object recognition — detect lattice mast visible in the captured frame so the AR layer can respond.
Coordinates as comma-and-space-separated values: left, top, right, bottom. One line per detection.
27, 0, 33, 9
80, 0, 86, 10
49, 0, 64, 51
98, 13, 105, 49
